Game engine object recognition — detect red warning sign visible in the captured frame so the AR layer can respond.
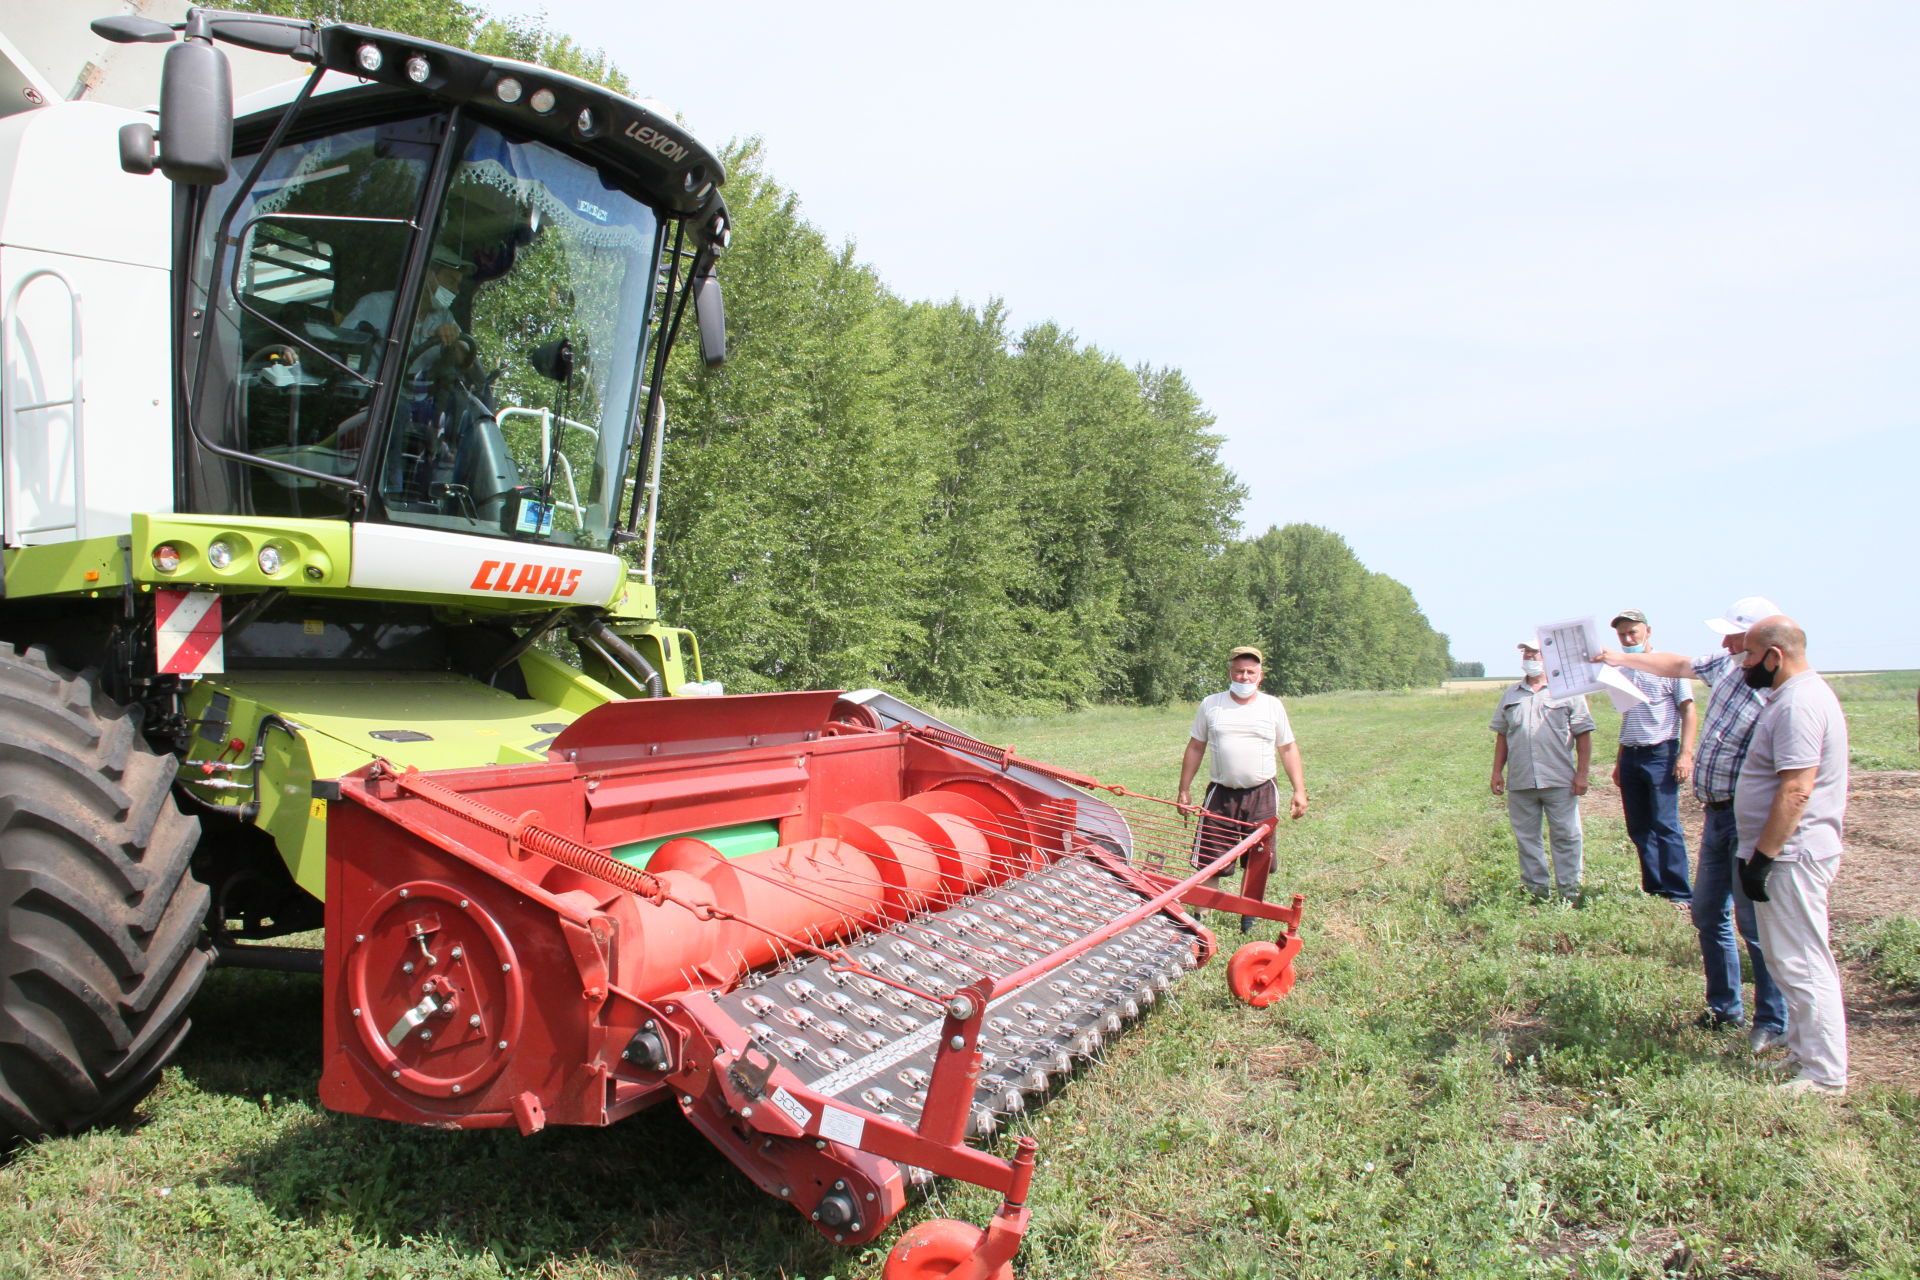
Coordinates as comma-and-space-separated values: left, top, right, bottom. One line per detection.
154, 590, 225, 675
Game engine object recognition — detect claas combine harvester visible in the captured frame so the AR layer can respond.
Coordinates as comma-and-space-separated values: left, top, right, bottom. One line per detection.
0, 12, 1306, 1276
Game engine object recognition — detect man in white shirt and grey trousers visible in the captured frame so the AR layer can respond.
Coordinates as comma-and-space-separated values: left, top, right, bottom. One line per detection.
1177, 646, 1309, 931
1734, 616, 1851, 1096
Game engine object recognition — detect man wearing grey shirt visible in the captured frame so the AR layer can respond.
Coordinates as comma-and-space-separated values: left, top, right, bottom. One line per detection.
1491, 640, 1594, 901
1735, 616, 1849, 1096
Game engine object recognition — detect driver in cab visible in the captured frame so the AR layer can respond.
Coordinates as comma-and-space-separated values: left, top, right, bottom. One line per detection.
343, 243, 476, 374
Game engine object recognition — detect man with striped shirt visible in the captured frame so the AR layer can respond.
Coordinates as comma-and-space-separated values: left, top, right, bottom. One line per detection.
1598, 597, 1786, 1048
1604, 609, 1698, 902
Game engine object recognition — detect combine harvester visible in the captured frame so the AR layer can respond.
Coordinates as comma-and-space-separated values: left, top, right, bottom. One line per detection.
0, 11, 1304, 1276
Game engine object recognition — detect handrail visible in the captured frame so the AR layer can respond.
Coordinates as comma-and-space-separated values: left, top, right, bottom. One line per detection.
2, 268, 85, 544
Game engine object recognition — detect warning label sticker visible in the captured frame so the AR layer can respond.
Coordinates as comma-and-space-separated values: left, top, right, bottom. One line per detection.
819, 1105, 865, 1148
770, 1086, 810, 1130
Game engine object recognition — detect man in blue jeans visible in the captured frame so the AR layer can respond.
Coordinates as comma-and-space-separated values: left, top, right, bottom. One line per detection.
1597, 597, 1787, 1049
1603, 609, 1697, 901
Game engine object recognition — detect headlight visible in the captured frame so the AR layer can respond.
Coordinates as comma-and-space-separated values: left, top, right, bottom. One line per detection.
356, 43, 383, 73
257, 544, 284, 575
495, 77, 522, 104
152, 544, 181, 574
530, 88, 556, 114
207, 540, 233, 571
405, 55, 431, 83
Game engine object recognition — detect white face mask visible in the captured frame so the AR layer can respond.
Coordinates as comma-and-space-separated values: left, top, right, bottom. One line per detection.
1229, 679, 1259, 698
432, 284, 458, 310
1521, 659, 1544, 676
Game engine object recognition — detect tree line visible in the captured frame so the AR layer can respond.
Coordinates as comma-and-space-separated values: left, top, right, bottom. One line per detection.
233, 0, 1455, 709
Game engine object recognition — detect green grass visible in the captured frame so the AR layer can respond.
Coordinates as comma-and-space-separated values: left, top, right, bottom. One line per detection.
3, 679, 1916, 1279
1842, 916, 1920, 992
1832, 671, 1920, 772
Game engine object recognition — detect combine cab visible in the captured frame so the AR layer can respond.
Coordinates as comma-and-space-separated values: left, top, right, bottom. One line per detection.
0, 10, 1305, 1276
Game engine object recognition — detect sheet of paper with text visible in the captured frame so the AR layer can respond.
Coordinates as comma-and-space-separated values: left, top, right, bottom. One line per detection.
1535, 616, 1649, 712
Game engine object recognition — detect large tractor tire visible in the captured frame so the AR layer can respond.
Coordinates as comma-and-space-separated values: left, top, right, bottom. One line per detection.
0, 642, 209, 1145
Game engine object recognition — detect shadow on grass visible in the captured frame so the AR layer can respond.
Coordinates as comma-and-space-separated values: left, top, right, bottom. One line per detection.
173, 964, 852, 1277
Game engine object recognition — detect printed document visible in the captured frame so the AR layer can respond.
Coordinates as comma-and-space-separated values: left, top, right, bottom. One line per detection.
1535, 616, 1649, 713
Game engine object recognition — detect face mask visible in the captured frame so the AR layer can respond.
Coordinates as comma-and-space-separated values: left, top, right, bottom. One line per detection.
1742, 656, 1777, 690
1520, 659, 1544, 676
1229, 680, 1259, 698
1622, 643, 1646, 654
433, 285, 458, 310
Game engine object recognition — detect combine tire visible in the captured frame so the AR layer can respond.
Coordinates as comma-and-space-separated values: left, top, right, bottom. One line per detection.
0, 643, 208, 1144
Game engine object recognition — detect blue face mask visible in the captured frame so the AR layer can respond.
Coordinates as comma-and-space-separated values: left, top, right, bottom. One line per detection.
1623, 643, 1645, 653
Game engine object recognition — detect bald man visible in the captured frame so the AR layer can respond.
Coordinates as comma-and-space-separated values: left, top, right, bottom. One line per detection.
1734, 616, 1849, 1096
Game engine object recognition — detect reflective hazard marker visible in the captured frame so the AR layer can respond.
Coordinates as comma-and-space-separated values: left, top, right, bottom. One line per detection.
155, 590, 225, 675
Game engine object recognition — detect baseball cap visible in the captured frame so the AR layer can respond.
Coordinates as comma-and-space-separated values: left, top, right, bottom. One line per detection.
1516, 638, 1540, 651
1704, 596, 1780, 636
1609, 609, 1648, 627
1228, 645, 1264, 664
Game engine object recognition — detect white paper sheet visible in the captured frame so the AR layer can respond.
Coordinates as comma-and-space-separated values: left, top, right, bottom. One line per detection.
1535, 616, 1649, 712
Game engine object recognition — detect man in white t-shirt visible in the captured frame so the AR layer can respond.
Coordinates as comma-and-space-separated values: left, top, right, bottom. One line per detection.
1734, 615, 1850, 1096
1176, 647, 1309, 914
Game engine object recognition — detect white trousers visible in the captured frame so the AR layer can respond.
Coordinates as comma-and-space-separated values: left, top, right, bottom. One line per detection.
1753, 854, 1847, 1088
1507, 787, 1583, 895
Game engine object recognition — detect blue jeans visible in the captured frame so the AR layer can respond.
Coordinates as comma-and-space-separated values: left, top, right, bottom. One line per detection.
1619, 741, 1690, 900
1692, 806, 1785, 1030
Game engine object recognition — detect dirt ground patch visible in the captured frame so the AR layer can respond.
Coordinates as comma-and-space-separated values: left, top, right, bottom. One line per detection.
1828, 771, 1920, 1092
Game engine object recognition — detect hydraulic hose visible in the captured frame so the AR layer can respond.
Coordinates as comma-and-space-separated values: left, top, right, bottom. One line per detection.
573, 617, 663, 698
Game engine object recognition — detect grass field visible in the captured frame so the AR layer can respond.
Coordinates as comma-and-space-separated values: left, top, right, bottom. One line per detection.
4, 675, 1916, 1279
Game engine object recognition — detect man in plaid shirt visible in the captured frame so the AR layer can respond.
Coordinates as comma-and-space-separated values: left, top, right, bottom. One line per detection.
1597, 596, 1786, 1050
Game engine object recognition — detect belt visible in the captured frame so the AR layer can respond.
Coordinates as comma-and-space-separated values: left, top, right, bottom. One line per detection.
1704, 799, 1733, 812
1620, 740, 1675, 750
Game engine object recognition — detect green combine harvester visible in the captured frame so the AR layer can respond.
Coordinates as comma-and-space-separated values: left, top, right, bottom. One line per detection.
0, 6, 729, 1139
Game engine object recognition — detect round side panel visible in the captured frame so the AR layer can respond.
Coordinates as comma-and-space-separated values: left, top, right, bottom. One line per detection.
345, 881, 526, 1099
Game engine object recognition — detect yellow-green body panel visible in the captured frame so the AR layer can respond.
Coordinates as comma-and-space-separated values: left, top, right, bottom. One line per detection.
0, 535, 131, 597
179, 666, 614, 899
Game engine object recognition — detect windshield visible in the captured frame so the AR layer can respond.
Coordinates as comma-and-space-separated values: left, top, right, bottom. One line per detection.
186, 115, 662, 549
374, 124, 661, 548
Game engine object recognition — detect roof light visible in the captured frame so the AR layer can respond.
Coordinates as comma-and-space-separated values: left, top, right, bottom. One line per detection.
405, 55, 431, 84
355, 43, 383, 73
152, 544, 181, 574
207, 540, 233, 571
576, 107, 596, 134
495, 77, 522, 104
683, 166, 705, 194
529, 88, 556, 114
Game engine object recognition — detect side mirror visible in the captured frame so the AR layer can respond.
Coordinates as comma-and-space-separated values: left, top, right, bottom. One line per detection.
693, 270, 726, 368
156, 37, 233, 185
530, 337, 574, 383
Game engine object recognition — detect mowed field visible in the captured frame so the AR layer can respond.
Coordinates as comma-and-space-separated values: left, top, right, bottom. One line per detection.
4, 675, 1917, 1280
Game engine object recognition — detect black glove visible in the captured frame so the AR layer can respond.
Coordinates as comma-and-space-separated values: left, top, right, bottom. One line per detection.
1739, 850, 1777, 903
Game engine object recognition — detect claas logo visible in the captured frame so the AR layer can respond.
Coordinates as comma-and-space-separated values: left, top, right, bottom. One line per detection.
470, 560, 584, 597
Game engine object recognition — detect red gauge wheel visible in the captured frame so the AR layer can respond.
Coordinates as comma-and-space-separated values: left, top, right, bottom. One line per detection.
1227, 937, 1301, 1006
884, 1218, 1014, 1280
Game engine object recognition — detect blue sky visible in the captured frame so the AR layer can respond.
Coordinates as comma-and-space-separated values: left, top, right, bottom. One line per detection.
508, 1, 1917, 673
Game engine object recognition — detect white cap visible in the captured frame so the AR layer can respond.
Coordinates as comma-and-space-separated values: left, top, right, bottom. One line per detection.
1517, 638, 1540, 651
1704, 596, 1780, 636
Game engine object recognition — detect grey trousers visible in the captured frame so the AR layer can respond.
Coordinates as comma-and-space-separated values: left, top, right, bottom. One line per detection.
1753, 854, 1847, 1088
1507, 786, 1583, 895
